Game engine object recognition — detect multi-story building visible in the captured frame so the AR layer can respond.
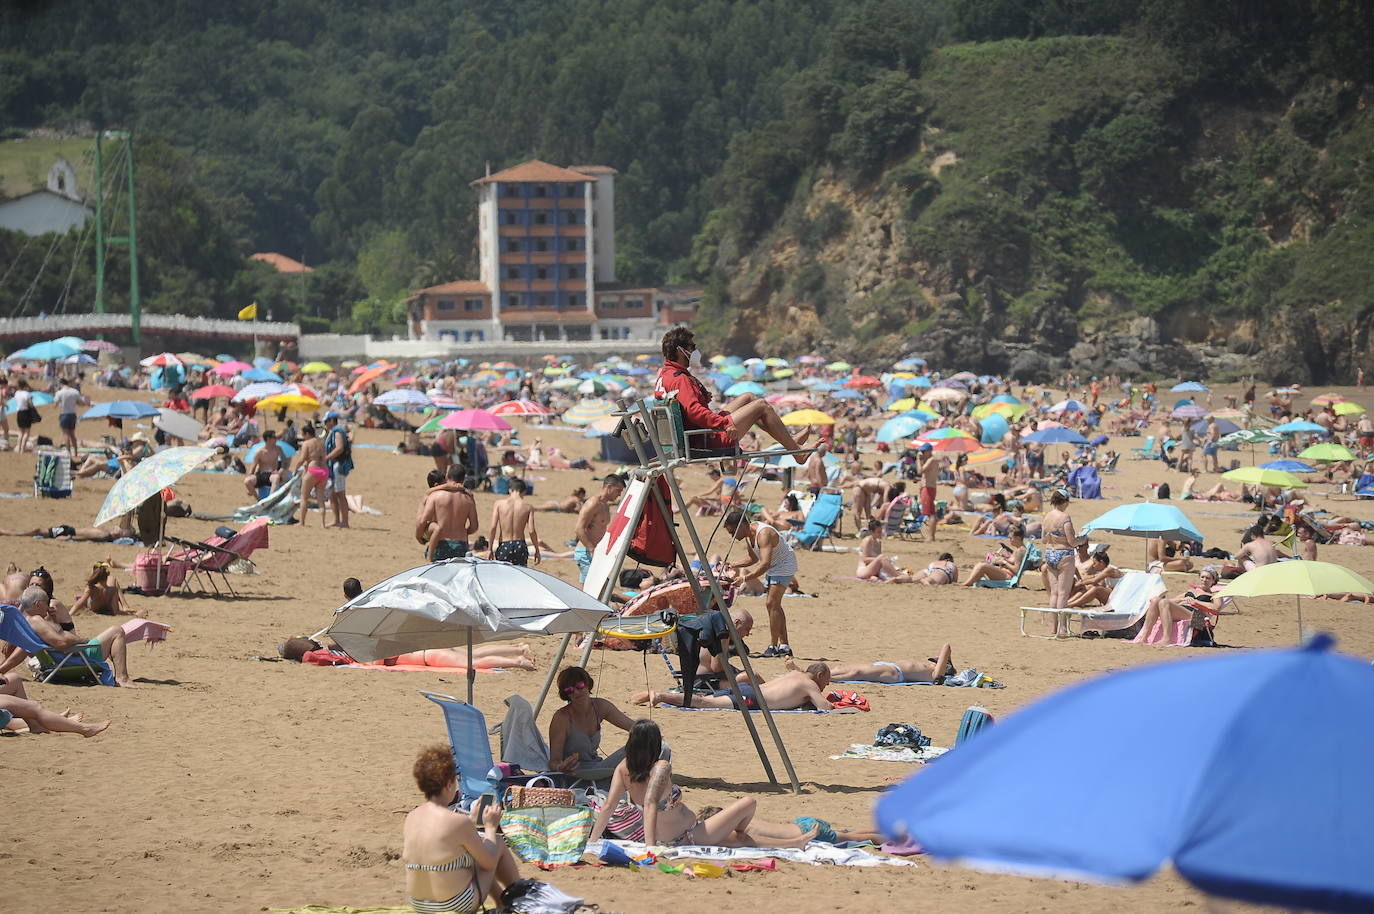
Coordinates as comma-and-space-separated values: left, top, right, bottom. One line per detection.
406, 160, 697, 343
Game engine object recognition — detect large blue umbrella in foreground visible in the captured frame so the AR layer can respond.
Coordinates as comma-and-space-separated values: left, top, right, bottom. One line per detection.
876, 634, 1374, 913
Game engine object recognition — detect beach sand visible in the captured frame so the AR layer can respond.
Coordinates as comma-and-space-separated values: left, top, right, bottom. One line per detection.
2, 382, 1371, 913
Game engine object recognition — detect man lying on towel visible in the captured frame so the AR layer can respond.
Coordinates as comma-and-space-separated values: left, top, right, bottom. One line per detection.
784, 643, 955, 685
632, 663, 834, 711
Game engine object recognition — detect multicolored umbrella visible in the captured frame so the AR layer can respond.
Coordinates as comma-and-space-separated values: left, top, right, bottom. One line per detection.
140, 352, 184, 369
95, 446, 214, 526
490, 399, 552, 416
233, 382, 286, 403
965, 447, 1009, 466
931, 436, 983, 453
562, 399, 616, 426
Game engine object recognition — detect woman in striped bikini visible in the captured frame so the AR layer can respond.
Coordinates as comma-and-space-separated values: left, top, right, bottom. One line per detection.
402, 746, 518, 913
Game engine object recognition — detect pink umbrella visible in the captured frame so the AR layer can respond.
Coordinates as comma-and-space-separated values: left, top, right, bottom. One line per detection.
490, 399, 553, 416
191, 384, 236, 400
211, 360, 252, 377
440, 408, 512, 431
768, 393, 817, 409
82, 340, 121, 353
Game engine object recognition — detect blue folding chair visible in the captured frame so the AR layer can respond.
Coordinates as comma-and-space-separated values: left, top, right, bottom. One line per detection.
0, 604, 117, 686
421, 691, 503, 809
976, 543, 1042, 590
787, 487, 843, 551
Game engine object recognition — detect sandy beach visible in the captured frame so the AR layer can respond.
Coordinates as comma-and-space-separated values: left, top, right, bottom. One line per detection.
3, 381, 1372, 913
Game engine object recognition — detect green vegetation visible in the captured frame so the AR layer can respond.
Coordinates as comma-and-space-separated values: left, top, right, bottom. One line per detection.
0, 0, 1372, 362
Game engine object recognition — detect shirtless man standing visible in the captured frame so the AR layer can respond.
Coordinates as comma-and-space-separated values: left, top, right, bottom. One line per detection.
802, 441, 829, 495
488, 477, 539, 566
292, 423, 328, 526
783, 645, 955, 685
243, 429, 287, 497
634, 664, 835, 711
416, 465, 479, 560
917, 443, 943, 541
574, 474, 626, 584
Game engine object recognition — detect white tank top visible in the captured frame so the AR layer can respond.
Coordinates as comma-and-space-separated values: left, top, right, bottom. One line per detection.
755, 523, 798, 578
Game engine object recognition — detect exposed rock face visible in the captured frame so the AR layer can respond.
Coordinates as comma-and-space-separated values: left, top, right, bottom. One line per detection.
714, 169, 1368, 383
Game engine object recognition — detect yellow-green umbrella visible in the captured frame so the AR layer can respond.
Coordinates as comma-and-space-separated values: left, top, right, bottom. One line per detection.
826, 361, 851, 372
255, 393, 321, 412
770, 368, 795, 379
1222, 466, 1308, 489
1219, 560, 1374, 639
1299, 442, 1357, 462
300, 361, 333, 374
888, 397, 917, 413
781, 408, 835, 426
1333, 401, 1365, 416
763, 357, 789, 367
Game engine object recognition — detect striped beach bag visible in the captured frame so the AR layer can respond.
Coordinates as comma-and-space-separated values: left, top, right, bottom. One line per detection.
955, 705, 994, 746
499, 803, 594, 866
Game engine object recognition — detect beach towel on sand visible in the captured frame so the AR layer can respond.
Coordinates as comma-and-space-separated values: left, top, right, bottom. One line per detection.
831, 743, 949, 763
600, 839, 915, 868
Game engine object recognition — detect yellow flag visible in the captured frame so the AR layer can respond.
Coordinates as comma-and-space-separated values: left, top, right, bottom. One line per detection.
238, 302, 258, 321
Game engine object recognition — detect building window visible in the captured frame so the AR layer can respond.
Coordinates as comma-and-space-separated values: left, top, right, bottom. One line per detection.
534, 184, 546, 197
567, 265, 582, 279
564, 210, 577, 225
534, 267, 546, 280
505, 266, 520, 280
507, 295, 519, 308
565, 183, 579, 197
624, 296, 644, 310
533, 211, 547, 225
502, 210, 518, 225
565, 237, 582, 251
464, 298, 484, 312
505, 239, 520, 252
535, 293, 548, 308
502, 185, 518, 197
435, 298, 457, 313
569, 293, 582, 307
600, 297, 618, 311
535, 239, 547, 252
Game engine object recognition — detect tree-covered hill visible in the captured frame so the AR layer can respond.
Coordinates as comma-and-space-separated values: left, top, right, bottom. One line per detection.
2, 0, 1372, 380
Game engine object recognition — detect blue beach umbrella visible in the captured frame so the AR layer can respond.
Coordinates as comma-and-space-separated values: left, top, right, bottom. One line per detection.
80, 400, 160, 420
1189, 417, 1239, 436
1024, 427, 1088, 445
242, 368, 283, 383
246, 440, 297, 461
877, 634, 1374, 913
1261, 459, 1315, 473
991, 394, 1021, 405
829, 388, 864, 400
877, 415, 928, 443
252, 356, 273, 370
1272, 420, 1328, 435
19, 339, 81, 360
1081, 501, 1203, 543
907, 376, 933, 388
724, 381, 766, 397
5, 391, 54, 414
1171, 381, 1210, 392
894, 358, 926, 370
979, 413, 1009, 445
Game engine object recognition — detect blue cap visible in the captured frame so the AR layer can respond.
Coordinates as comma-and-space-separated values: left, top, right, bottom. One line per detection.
917, 442, 933, 451
324, 410, 340, 421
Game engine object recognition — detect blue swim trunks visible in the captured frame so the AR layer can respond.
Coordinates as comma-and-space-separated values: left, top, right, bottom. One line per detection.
574, 545, 593, 583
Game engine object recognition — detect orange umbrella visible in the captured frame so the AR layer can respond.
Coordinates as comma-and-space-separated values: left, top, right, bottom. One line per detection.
348, 364, 393, 394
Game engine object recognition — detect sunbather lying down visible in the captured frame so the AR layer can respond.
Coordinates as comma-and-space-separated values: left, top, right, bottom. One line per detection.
0, 693, 110, 737
632, 665, 834, 711
280, 636, 536, 670
783, 643, 955, 684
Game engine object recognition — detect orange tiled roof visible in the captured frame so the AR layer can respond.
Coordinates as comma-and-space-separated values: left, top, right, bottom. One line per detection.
471, 160, 595, 186
569, 165, 618, 176
251, 252, 314, 274
499, 309, 597, 324
415, 281, 490, 295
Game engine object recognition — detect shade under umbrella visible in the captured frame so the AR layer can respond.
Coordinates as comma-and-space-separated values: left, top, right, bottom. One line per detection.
876, 635, 1374, 913
327, 557, 614, 701
95, 446, 214, 526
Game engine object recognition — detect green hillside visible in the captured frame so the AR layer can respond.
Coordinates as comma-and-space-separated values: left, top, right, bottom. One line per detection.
1, 0, 1372, 379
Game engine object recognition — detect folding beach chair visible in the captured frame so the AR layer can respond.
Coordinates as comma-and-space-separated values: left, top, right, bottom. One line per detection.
1131, 436, 1157, 460
0, 604, 117, 686
786, 487, 843, 551
976, 543, 1040, 589
1018, 570, 1166, 639
167, 517, 270, 596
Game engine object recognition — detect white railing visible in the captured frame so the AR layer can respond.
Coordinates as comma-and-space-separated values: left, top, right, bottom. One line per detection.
0, 312, 299, 341
299, 333, 659, 361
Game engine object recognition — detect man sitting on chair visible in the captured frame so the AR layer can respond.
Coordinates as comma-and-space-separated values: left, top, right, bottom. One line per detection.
0, 586, 137, 687
653, 327, 810, 454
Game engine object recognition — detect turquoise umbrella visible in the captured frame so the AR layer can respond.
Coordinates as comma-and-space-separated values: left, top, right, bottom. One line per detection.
725, 381, 767, 397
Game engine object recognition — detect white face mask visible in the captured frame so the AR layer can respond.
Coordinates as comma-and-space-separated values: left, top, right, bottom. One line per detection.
688, 348, 702, 369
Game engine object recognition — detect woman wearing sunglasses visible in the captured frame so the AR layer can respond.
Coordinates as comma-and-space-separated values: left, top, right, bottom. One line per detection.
548, 666, 666, 778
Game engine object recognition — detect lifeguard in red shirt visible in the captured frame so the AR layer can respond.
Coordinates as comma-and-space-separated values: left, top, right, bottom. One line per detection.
653, 327, 809, 453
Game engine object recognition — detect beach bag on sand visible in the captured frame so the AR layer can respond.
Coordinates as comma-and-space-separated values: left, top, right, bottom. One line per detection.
875, 723, 930, 749
955, 706, 995, 746
504, 776, 576, 809
500, 804, 594, 866
585, 793, 645, 842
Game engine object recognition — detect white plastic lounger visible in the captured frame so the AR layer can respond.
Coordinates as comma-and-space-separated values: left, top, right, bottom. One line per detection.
1019, 571, 1166, 639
